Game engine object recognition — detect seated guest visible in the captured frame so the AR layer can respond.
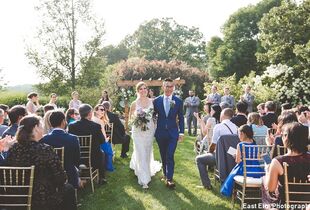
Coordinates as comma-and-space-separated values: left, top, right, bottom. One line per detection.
6, 115, 76, 210
231, 101, 248, 127
43, 104, 55, 114
42, 111, 81, 188
281, 102, 292, 113
2, 105, 27, 138
296, 105, 309, 127
43, 110, 54, 134
0, 109, 8, 136
92, 104, 114, 171
265, 122, 310, 206
0, 104, 10, 125
65, 108, 79, 125
196, 108, 238, 190
26, 92, 40, 114
247, 112, 268, 136
221, 125, 264, 196
102, 101, 130, 158
68, 104, 107, 184
269, 111, 298, 158
256, 103, 266, 116
69, 91, 82, 110
262, 101, 278, 128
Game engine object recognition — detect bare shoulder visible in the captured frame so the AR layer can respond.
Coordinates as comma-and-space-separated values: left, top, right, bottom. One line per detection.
130, 101, 136, 109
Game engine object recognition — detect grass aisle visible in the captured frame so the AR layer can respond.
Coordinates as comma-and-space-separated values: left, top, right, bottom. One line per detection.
79, 135, 232, 210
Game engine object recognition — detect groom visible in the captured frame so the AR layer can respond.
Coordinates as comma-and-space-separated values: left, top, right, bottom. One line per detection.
153, 78, 184, 189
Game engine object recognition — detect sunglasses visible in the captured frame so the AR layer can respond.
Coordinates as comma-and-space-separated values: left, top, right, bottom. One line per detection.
74, 113, 79, 115
99, 108, 105, 111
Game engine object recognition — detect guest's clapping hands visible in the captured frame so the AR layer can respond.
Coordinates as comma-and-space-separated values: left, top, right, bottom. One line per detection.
193, 112, 200, 120
0, 136, 16, 152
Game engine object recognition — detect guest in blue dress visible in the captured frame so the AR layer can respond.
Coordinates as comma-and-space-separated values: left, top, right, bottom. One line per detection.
93, 104, 114, 172
221, 124, 264, 197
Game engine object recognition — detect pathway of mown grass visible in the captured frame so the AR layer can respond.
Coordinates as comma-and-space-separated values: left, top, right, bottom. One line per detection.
79, 135, 232, 210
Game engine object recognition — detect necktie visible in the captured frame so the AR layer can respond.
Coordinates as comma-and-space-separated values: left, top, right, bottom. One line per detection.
164, 97, 170, 116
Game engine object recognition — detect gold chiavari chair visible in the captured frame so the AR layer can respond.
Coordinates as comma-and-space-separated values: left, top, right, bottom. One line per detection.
232, 145, 273, 210
277, 145, 288, 156
283, 162, 310, 210
0, 166, 35, 210
104, 123, 114, 160
54, 147, 65, 169
77, 135, 99, 193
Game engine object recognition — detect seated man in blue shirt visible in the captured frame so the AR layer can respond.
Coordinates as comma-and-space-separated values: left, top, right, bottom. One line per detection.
42, 110, 81, 188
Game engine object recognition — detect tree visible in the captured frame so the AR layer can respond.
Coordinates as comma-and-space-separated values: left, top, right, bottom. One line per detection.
258, 0, 310, 105
26, 0, 105, 93
124, 18, 207, 69
100, 44, 129, 65
206, 0, 282, 79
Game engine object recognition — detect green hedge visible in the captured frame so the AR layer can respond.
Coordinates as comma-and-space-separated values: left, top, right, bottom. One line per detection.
0, 92, 71, 109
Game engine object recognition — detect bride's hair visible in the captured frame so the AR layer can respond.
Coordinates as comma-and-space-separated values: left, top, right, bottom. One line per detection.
136, 81, 147, 93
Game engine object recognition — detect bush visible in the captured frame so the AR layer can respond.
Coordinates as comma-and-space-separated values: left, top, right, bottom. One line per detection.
0, 91, 71, 109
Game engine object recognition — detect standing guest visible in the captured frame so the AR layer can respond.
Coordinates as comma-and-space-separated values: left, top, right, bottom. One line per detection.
221, 87, 235, 109
68, 104, 107, 184
184, 90, 200, 136
195, 108, 238, 190
221, 125, 263, 196
262, 101, 278, 128
0, 104, 10, 125
92, 104, 114, 171
69, 91, 82, 110
2, 105, 27, 138
42, 111, 81, 189
99, 90, 113, 107
206, 85, 221, 105
148, 89, 156, 100
257, 103, 266, 116
240, 85, 254, 113
281, 102, 292, 113
26, 92, 40, 114
265, 122, 310, 207
102, 101, 130, 158
231, 101, 248, 127
6, 115, 77, 210
65, 108, 79, 125
48, 93, 58, 109
247, 112, 268, 137
0, 109, 8, 136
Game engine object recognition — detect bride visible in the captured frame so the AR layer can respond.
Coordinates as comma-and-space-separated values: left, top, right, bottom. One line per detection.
129, 81, 161, 189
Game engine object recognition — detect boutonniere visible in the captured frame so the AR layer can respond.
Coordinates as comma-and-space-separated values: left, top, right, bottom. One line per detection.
170, 100, 176, 109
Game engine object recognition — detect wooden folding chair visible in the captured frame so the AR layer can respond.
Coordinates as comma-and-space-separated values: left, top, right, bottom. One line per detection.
283, 162, 310, 210
232, 145, 273, 210
77, 135, 99, 193
0, 166, 35, 210
53, 147, 65, 169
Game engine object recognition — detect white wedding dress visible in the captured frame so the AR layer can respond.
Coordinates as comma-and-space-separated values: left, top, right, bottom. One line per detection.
130, 100, 161, 188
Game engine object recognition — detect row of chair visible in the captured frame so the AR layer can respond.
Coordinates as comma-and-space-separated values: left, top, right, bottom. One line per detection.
0, 123, 115, 209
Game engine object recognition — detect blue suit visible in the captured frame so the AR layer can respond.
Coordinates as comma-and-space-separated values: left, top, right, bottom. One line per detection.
41, 129, 80, 188
153, 95, 184, 180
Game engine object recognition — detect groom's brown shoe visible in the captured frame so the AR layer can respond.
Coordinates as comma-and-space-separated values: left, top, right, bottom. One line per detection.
166, 180, 176, 189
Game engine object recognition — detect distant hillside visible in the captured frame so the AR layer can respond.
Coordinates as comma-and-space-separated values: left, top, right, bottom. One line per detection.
5, 84, 36, 93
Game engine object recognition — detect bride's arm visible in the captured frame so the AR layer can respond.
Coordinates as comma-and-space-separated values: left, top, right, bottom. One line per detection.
129, 101, 136, 121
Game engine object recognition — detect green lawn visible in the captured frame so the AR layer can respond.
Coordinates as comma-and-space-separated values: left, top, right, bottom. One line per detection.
79, 135, 232, 210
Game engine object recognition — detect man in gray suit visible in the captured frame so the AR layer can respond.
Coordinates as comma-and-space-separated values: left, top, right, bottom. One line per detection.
221, 87, 235, 109
206, 85, 221, 105
184, 90, 200, 136
240, 85, 254, 113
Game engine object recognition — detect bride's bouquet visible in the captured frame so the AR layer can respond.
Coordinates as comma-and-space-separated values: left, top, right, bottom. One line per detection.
132, 108, 154, 131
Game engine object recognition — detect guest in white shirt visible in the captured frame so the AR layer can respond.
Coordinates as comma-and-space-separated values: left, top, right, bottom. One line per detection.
195, 108, 238, 190
69, 91, 82, 110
